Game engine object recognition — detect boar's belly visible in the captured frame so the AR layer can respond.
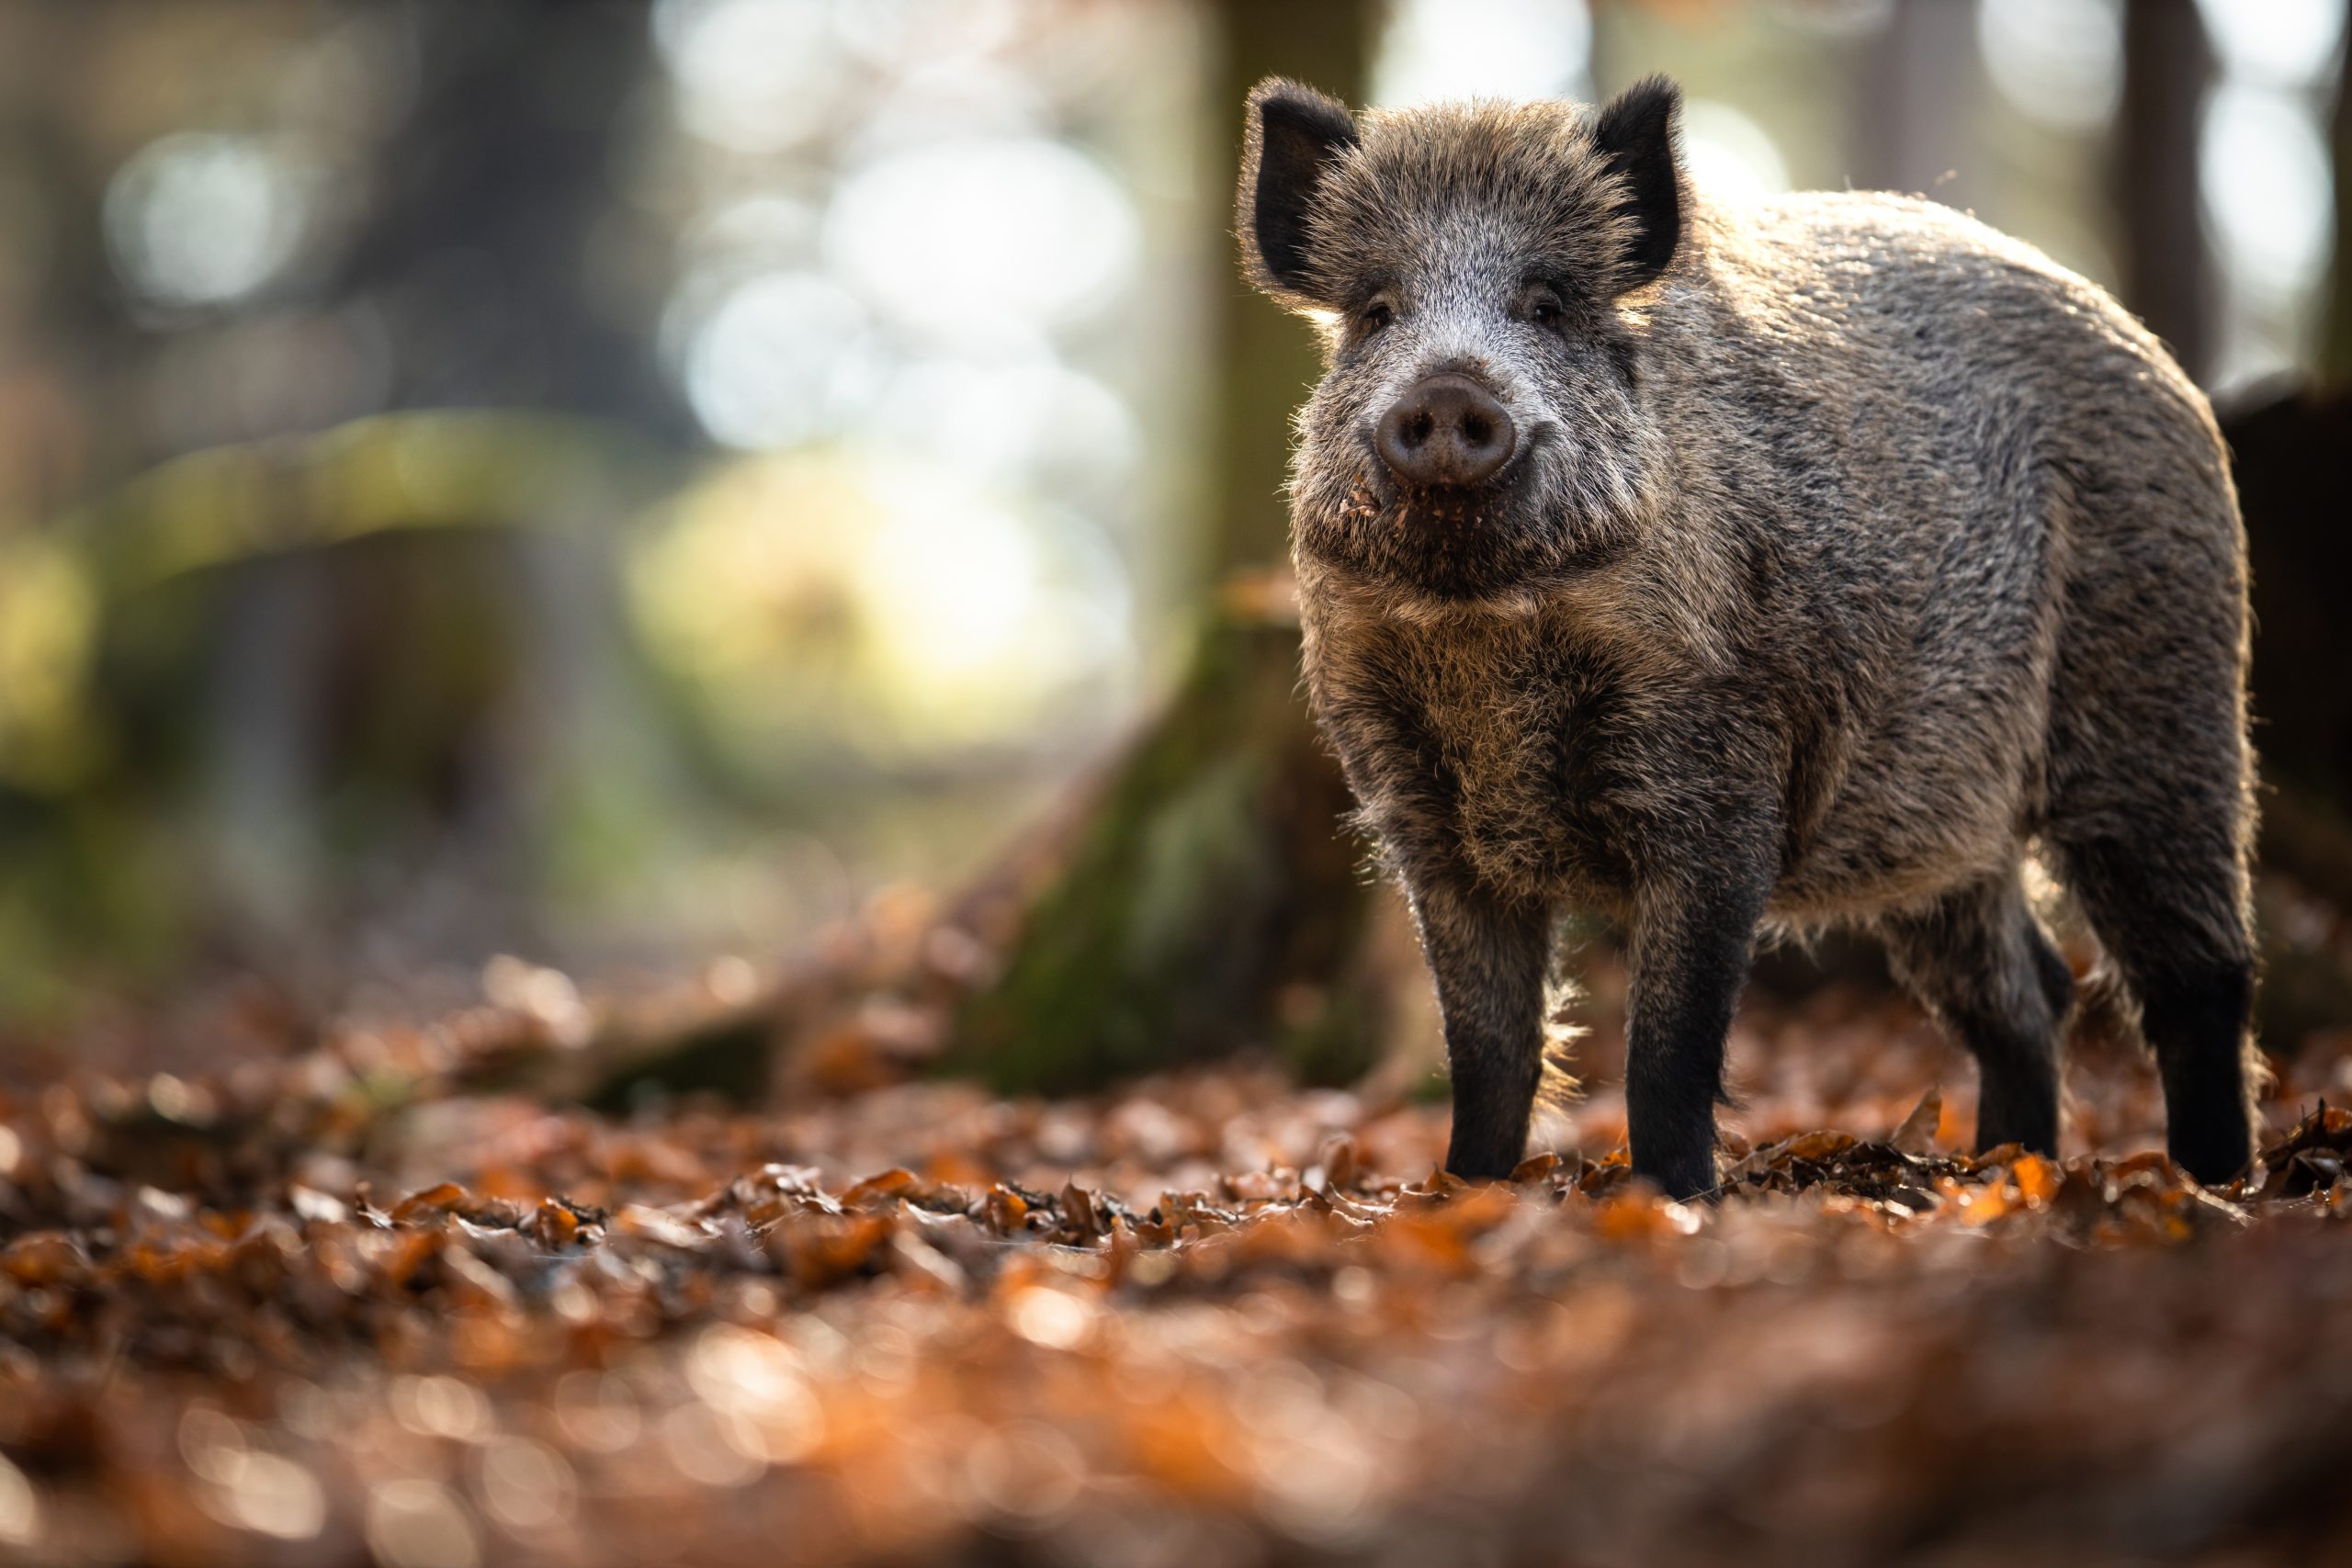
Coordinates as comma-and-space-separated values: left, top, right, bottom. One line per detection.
1774, 699, 2044, 918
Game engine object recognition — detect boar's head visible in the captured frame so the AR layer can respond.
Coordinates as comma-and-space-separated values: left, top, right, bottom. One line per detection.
1238, 75, 1685, 603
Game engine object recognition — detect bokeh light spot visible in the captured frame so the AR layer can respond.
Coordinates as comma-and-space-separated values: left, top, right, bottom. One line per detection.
2200, 81, 2335, 299
1679, 100, 1792, 205
2195, 0, 2346, 87
653, 0, 842, 152
366, 1478, 481, 1568
824, 139, 1138, 346
1980, 0, 2122, 130
682, 270, 881, 450
1374, 0, 1592, 107
104, 133, 317, 307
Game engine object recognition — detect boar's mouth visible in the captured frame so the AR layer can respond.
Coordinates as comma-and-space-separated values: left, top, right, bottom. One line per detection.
1309, 447, 1564, 599
1305, 426, 1633, 600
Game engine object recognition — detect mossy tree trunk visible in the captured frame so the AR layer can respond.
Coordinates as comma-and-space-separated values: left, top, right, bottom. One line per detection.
951, 600, 1374, 1091
953, 2, 1392, 1093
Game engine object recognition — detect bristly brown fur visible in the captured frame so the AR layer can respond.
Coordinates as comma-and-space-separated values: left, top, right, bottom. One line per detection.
1237, 76, 2261, 1198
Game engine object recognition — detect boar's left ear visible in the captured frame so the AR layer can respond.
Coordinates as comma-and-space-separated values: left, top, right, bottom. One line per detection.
1591, 74, 1686, 292
1238, 76, 1359, 303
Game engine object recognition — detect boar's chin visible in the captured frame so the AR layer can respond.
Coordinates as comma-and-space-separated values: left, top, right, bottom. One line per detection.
1294, 486, 1596, 604
1291, 427, 1655, 604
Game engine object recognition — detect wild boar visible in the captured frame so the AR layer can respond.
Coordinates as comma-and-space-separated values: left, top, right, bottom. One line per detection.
1237, 74, 2257, 1197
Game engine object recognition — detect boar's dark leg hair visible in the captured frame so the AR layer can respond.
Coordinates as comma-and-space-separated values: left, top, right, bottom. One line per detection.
2060, 834, 2256, 1186
1878, 873, 2069, 1156
1412, 876, 1553, 1180
2044, 571, 2258, 1186
1622, 848, 1772, 1201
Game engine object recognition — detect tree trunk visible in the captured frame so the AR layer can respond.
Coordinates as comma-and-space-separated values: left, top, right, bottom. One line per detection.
2219, 387, 2352, 1055
2323, 29, 2352, 387
334, 0, 683, 435
189, 2, 673, 960
951, 2, 1391, 1094
1204, 0, 1376, 575
2116, 0, 2217, 386
12, 4, 677, 977
1852, 0, 1980, 207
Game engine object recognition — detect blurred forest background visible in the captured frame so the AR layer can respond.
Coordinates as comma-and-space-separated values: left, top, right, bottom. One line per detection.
1, 0, 2348, 1083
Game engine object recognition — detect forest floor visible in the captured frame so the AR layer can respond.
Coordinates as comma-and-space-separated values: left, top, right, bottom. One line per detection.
3, 949, 2351, 1568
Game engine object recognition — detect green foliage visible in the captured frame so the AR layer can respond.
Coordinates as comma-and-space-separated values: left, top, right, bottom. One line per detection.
0, 412, 684, 1023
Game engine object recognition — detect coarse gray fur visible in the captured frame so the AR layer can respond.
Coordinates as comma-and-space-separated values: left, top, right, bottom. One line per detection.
1236, 74, 2259, 1197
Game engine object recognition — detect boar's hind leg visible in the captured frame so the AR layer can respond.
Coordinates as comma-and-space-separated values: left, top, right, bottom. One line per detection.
1411, 879, 1554, 1181
2058, 830, 2257, 1188
1879, 873, 2068, 1157
2046, 468, 2258, 1184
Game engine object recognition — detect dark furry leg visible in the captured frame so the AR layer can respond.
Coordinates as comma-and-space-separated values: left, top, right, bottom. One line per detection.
1880, 872, 2067, 1157
2136, 962, 2256, 1184
2061, 836, 2257, 1187
1623, 868, 1767, 1201
1410, 878, 1553, 1180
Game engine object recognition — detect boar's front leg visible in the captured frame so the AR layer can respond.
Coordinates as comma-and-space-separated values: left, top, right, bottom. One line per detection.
1409, 876, 1553, 1181
1623, 863, 1770, 1200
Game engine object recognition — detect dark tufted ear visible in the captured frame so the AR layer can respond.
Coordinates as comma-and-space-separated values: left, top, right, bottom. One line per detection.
1592, 74, 1686, 292
1237, 76, 1359, 303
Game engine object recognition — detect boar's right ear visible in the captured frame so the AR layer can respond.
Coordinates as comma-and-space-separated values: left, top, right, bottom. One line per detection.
1591, 74, 1686, 292
1238, 77, 1358, 303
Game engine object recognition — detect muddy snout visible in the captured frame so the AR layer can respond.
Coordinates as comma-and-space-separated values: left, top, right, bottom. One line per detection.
1374, 372, 1518, 490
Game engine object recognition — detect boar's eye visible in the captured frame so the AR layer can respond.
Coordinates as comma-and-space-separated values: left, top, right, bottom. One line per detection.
1357, 300, 1394, 334
1521, 288, 1565, 330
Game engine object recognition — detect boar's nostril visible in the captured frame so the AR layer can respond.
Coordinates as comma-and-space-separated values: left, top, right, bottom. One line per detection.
1374, 373, 1518, 490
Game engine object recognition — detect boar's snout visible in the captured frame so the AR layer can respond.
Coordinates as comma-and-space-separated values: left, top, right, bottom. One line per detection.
1374, 373, 1518, 490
